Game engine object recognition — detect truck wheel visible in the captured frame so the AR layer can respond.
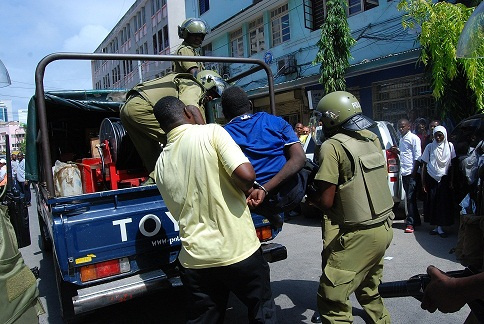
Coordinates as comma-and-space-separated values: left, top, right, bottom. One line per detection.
53, 251, 79, 323
37, 214, 52, 251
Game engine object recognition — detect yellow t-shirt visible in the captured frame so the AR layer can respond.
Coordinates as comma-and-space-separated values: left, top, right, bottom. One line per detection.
154, 124, 260, 269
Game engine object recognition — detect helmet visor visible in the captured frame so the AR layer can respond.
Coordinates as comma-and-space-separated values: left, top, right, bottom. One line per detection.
208, 76, 228, 97
341, 114, 375, 131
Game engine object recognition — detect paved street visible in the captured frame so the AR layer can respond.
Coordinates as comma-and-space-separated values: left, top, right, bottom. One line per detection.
19, 191, 470, 323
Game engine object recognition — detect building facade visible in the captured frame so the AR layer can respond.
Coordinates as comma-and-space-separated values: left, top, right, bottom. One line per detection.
92, 0, 188, 90
0, 121, 26, 154
0, 100, 11, 122
93, 0, 436, 127
192, 0, 434, 127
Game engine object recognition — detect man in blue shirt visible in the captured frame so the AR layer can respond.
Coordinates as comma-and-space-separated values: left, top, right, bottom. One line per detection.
222, 86, 308, 227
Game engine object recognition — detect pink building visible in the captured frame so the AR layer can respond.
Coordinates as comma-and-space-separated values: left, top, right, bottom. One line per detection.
0, 121, 25, 154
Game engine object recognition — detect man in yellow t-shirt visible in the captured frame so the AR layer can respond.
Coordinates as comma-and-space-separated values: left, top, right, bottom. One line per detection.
153, 96, 277, 323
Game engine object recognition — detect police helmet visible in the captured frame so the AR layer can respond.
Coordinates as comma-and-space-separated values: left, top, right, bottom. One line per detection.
316, 91, 375, 132
178, 18, 209, 39
196, 70, 228, 97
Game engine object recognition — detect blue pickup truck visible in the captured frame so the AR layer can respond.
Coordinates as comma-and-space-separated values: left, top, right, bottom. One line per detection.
26, 53, 286, 322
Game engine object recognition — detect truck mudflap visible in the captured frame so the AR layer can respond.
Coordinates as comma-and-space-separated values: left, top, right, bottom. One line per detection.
72, 243, 286, 315
73, 269, 182, 315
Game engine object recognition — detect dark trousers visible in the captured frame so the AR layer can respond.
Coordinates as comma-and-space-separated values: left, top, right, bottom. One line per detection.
180, 248, 277, 324
17, 181, 31, 204
402, 175, 421, 226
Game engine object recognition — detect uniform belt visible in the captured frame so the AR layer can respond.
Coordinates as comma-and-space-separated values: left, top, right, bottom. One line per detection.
340, 217, 389, 231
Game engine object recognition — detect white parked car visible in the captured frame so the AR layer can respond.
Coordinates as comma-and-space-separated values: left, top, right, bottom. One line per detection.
367, 121, 405, 211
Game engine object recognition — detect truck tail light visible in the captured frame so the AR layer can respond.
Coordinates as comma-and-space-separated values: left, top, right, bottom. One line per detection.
256, 226, 273, 241
80, 257, 130, 282
386, 150, 399, 175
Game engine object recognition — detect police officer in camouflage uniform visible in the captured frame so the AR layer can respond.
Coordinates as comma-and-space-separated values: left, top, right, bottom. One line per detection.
0, 205, 44, 323
120, 70, 227, 179
308, 91, 394, 323
173, 18, 209, 76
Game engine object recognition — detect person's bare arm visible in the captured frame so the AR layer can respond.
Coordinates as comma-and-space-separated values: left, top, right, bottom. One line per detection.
231, 162, 256, 194
307, 180, 337, 210
262, 143, 306, 194
421, 265, 484, 313
421, 163, 428, 193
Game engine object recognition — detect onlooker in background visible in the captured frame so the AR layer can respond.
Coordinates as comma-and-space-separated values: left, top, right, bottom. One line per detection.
10, 153, 18, 186
153, 96, 277, 323
0, 158, 7, 188
392, 118, 422, 233
173, 18, 209, 76
421, 126, 456, 238
16, 153, 31, 206
414, 118, 430, 206
420, 119, 441, 211
294, 122, 304, 138
408, 108, 418, 133
299, 126, 310, 144
428, 119, 441, 135
415, 118, 430, 152
221, 86, 307, 228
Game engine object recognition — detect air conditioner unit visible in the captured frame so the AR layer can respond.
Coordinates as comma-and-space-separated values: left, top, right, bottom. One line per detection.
277, 55, 297, 75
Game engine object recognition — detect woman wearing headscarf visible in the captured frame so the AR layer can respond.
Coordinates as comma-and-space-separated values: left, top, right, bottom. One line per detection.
421, 126, 456, 237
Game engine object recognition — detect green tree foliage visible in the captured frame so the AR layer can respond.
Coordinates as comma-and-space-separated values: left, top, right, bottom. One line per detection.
398, 0, 484, 121
313, 0, 356, 94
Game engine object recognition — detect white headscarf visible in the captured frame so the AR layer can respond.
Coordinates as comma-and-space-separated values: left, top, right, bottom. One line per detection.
426, 125, 452, 182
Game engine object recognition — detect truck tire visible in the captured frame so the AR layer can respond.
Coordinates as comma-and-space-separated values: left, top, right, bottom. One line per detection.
37, 213, 52, 252
53, 251, 79, 324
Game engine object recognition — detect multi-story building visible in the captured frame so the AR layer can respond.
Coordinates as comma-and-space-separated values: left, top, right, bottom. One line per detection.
93, 0, 435, 126
92, 0, 188, 90
0, 121, 26, 154
0, 100, 11, 122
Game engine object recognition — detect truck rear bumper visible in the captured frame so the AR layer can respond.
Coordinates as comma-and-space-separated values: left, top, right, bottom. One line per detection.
73, 269, 181, 315
73, 243, 287, 315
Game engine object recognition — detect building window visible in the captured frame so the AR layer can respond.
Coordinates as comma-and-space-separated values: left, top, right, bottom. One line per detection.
249, 17, 265, 55
348, 0, 379, 16
158, 29, 163, 50
127, 24, 131, 39
137, 12, 142, 31
163, 25, 169, 48
271, 3, 290, 46
202, 43, 212, 56
199, 0, 210, 14
303, 0, 325, 31
372, 75, 435, 124
230, 28, 244, 58
153, 34, 158, 53
151, 0, 159, 15
113, 37, 119, 52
